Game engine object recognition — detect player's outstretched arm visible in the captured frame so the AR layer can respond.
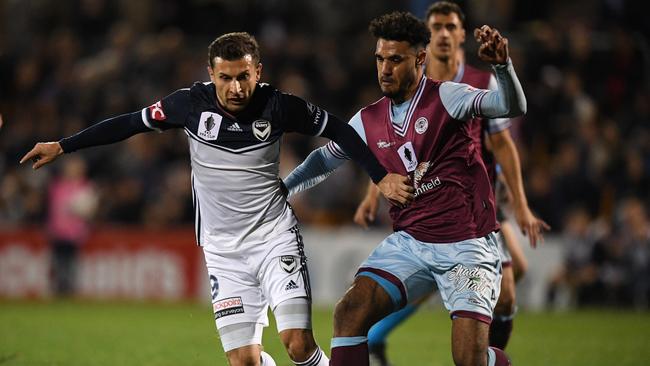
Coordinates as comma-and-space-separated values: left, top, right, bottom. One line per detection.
489, 129, 550, 247
353, 180, 381, 229
283, 146, 345, 197
20, 112, 150, 170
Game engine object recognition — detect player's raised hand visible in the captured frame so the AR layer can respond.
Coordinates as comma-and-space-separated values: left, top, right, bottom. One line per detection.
353, 184, 380, 229
376, 173, 414, 207
474, 25, 509, 65
19, 142, 64, 169
514, 205, 551, 248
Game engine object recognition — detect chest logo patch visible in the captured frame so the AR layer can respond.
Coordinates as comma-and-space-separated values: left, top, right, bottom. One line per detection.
397, 141, 418, 172
414, 117, 428, 134
198, 112, 222, 141
253, 119, 271, 141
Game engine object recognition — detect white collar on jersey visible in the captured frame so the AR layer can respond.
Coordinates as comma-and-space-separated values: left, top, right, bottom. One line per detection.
389, 75, 427, 137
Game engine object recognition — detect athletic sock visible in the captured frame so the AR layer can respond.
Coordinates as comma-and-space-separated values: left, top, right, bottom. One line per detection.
368, 304, 418, 347
330, 336, 368, 366
293, 346, 329, 366
489, 312, 515, 349
487, 346, 511, 366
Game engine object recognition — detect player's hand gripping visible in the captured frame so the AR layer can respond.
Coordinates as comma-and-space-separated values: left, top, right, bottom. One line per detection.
353, 183, 380, 229
474, 25, 509, 65
376, 173, 414, 208
19, 142, 64, 169
514, 204, 551, 248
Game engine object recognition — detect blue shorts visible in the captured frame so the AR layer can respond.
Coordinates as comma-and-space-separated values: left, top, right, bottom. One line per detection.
357, 231, 502, 323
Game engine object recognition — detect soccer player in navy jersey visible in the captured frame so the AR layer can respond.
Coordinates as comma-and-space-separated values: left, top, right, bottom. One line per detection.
352, 3, 549, 364
284, 12, 526, 365
20, 32, 414, 366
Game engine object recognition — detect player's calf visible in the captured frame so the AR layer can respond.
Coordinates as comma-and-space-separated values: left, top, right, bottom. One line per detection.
491, 266, 516, 349
331, 276, 395, 366
275, 298, 329, 366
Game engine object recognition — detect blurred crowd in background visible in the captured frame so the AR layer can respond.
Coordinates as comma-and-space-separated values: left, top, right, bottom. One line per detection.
1, 0, 649, 308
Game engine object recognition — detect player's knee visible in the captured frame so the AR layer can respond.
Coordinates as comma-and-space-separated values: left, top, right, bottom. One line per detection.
226, 347, 260, 366
279, 329, 316, 362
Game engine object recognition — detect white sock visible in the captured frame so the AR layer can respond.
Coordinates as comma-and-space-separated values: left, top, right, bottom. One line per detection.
293, 347, 329, 366
261, 351, 277, 366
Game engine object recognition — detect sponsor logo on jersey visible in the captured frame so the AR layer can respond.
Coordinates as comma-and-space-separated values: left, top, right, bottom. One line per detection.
413, 161, 431, 189
252, 119, 271, 141
414, 177, 441, 197
280, 256, 297, 273
226, 122, 243, 132
285, 280, 299, 291
414, 117, 428, 134
213, 296, 245, 319
209, 274, 219, 301
198, 112, 223, 141
397, 141, 418, 172
148, 101, 166, 121
377, 140, 395, 149
447, 264, 492, 298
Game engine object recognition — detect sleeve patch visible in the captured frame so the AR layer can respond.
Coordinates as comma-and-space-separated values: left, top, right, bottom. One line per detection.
148, 101, 166, 121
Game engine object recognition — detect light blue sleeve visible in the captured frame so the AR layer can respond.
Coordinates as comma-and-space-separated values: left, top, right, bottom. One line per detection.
485, 74, 512, 134
283, 110, 366, 196
439, 59, 526, 121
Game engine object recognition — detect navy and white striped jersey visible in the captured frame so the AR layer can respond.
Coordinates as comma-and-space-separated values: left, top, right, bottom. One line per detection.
141, 82, 328, 250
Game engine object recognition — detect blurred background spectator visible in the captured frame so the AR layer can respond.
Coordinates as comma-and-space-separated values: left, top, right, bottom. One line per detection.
1, 0, 648, 308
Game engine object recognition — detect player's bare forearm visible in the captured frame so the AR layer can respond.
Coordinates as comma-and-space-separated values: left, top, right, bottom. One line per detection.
489, 130, 527, 209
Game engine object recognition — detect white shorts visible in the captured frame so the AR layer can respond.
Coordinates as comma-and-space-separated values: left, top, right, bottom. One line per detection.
203, 225, 312, 330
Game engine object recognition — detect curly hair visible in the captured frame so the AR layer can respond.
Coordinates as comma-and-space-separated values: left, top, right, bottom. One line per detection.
208, 32, 260, 68
368, 11, 431, 49
426, 1, 465, 26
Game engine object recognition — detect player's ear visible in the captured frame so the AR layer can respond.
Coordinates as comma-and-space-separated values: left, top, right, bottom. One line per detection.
256, 63, 263, 82
207, 65, 215, 82
416, 49, 427, 66
460, 27, 466, 45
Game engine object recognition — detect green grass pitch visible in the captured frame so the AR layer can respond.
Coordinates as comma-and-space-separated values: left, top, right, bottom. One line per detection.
1, 301, 649, 365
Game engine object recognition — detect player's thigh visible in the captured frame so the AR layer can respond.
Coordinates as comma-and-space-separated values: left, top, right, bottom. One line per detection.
259, 226, 312, 323
357, 231, 437, 310
204, 251, 269, 336
431, 233, 502, 322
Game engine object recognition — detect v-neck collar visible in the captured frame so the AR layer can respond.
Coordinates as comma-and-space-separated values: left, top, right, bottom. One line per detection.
388, 76, 426, 138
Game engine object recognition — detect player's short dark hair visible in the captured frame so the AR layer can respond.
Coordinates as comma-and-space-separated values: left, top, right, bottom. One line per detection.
208, 32, 260, 68
369, 11, 431, 49
426, 1, 466, 26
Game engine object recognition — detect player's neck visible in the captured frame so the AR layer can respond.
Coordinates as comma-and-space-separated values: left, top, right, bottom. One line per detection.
426, 55, 461, 82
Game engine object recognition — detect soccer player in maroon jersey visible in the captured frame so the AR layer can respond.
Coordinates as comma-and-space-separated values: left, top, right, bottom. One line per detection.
353, 3, 550, 364
284, 11, 526, 366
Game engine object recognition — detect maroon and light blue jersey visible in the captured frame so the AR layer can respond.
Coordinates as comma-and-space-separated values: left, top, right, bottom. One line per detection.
284, 60, 526, 243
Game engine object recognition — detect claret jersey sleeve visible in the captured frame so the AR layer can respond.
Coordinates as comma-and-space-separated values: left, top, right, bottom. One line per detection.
141, 88, 192, 132
277, 93, 329, 136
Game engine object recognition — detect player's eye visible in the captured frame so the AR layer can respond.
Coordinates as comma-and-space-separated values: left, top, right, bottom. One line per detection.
389, 56, 402, 63
432, 24, 443, 31
219, 75, 232, 81
446, 24, 457, 31
237, 74, 250, 81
